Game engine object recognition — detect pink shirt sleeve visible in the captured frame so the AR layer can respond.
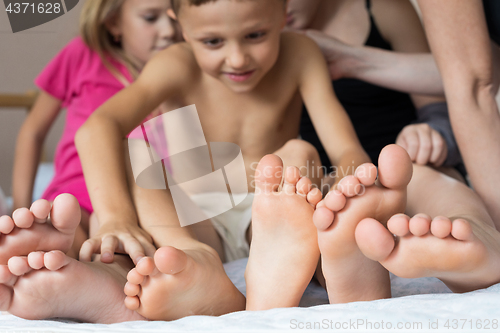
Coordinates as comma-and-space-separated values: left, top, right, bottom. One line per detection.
34, 38, 85, 107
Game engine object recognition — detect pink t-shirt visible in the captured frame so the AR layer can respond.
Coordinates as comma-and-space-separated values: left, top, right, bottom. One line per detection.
35, 37, 133, 213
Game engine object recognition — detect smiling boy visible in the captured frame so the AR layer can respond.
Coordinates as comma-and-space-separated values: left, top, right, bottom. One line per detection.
74, 0, 370, 318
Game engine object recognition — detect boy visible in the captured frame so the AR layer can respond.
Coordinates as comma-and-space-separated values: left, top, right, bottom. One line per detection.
75, 0, 377, 317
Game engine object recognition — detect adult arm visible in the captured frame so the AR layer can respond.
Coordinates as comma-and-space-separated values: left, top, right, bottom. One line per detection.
12, 91, 61, 211
418, 0, 500, 223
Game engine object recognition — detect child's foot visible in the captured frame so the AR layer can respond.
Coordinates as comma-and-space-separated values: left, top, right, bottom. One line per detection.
0, 194, 80, 264
245, 154, 322, 310
313, 144, 413, 303
124, 245, 245, 320
355, 213, 500, 292
0, 250, 143, 323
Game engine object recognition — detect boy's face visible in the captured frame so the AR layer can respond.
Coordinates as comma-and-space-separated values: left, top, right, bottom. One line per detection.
178, 0, 286, 93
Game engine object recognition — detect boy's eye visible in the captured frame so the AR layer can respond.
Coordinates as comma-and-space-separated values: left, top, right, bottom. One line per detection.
143, 15, 158, 23
246, 31, 266, 40
203, 38, 223, 47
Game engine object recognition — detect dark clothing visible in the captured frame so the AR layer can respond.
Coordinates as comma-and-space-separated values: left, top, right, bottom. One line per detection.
300, 0, 416, 168
483, 0, 500, 46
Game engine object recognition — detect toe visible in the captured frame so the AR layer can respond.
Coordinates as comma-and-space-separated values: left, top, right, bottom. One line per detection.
7, 256, 31, 276
355, 218, 395, 262
127, 268, 145, 284
429, 216, 452, 239
409, 214, 432, 236
306, 188, 322, 208
296, 177, 312, 197
29, 199, 51, 224
0, 216, 15, 234
377, 144, 413, 190
135, 257, 157, 276
124, 296, 140, 311
323, 190, 347, 212
124, 281, 141, 296
451, 219, 474, 241
27, 251, 45, 270
387, 214, 410, 237
313, 207, 334, 231
155, 246, 188, 275
50, 194, 81, 235
337, 175, 362, 197
355, 163, 377, 186
254, 154, 283, 194
44, 250, 71, 271
282, 167, 301, 195
12, 208, 34, 229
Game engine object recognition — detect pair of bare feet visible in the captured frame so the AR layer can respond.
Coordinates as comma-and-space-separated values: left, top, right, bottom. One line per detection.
248, 144, 500, 306
1, 145, 500, 322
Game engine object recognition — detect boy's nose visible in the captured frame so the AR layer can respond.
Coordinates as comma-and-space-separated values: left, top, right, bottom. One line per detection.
226, 46, 249, 70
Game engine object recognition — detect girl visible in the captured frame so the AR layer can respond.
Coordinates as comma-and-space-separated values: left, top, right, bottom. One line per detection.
10, 0, 179, 258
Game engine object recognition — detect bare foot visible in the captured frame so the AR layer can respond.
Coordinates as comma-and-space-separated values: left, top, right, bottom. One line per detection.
0, 250, 143, 323
0, 194, 80, 264
313, 144, 412, 303
245, 154, 322, 310
124, 245, 245, 320
355, 213, 500, 292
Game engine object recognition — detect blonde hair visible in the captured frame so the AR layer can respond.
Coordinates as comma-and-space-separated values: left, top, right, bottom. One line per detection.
80, 0, 139, 85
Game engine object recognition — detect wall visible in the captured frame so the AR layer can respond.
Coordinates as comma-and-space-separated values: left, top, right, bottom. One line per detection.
0, 1, 83, 195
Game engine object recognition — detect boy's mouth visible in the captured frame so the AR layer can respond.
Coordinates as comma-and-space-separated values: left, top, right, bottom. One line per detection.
224, 70, 256, 82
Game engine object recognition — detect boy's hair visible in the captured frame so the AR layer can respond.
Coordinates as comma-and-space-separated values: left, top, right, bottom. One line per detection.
172, 0, 286, 15
80, 0, 139, 84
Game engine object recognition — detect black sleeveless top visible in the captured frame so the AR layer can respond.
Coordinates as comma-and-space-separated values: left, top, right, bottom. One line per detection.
300, 0, 417, 168
483, 0, 500, 45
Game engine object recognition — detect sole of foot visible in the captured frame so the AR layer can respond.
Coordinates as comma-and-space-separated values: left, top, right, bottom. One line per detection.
312, 144, 412, 303
124, 245, 245, 320
0, 250, 143, 323
355, 212, 500, 292
0, 194, 80, 264
245, 154, 322, 310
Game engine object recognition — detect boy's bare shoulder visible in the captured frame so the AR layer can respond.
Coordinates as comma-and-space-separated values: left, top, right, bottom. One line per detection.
279, 32, 324, 68
139, 42, 200, 90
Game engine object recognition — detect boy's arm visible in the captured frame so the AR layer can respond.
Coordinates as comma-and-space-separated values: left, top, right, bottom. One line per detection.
295, 34, 370, 187
12, 91, 61, 211
75, 48, 185, 264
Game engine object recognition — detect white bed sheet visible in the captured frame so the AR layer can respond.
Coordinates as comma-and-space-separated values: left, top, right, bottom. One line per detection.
1, 257, 499, 333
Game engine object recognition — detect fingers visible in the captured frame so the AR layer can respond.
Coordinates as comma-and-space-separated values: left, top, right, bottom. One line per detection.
396, 127, 418, 161
79, 238, 102, 262
414, 127, 432, 165
429, 130, 447, 166
100, 235, 119, 263
397, 124, 447, 166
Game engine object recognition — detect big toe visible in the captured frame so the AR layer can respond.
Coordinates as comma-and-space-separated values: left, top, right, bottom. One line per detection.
255, 154, 283, 194
355, 218, 395, 262
50, 194, 81, 235
154, 246, 188, 275
377, 144, 412, 189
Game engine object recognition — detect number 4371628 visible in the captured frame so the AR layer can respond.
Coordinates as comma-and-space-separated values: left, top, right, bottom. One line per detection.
6, 2, 61, 14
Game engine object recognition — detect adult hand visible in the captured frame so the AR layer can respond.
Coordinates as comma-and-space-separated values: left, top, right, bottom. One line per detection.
79, 221, 156, 265
396, 123, 448, 166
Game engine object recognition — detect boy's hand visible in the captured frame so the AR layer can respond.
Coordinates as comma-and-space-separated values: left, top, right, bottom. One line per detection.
396, 123, 448, 166
79, 222, 156, 265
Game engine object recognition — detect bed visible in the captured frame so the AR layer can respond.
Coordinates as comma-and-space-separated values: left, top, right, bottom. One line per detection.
0, 255, 499, 332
